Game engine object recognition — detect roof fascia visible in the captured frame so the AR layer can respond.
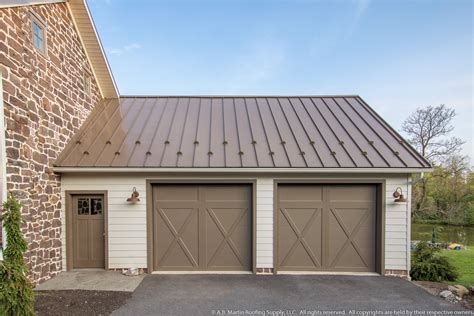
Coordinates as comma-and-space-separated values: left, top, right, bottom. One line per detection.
66, 0, 119, 98
53, 167, 433, 173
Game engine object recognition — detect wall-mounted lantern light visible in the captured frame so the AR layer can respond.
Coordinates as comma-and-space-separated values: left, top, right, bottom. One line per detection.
393, 187, 407, 203
127, 187, 140, 203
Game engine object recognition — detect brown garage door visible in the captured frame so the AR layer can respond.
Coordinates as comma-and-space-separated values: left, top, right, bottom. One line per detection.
277, 184, 377, 272
152, 184, 252, 271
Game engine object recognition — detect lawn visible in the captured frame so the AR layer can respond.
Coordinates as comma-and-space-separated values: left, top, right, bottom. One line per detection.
439, 248, 474, 287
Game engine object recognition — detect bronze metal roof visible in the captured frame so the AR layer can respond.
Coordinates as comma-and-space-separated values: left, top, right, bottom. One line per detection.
54, 96, 431, 168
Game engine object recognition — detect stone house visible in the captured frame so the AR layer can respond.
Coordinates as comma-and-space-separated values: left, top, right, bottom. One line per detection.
0, 0, 117, 284
1, 1, 431, 285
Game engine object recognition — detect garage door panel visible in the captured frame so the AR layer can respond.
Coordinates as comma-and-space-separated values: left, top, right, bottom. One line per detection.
327, 206, 375, 271
278, 184, 377, 272
204, 185, 250, 201
153, 184, 252, 271
278, 206, 322, 270
284, 243, 319, 269
205, 206, 251, 271
154, 207, 199, 270
156, 185, 199, 201
279, 185, 323, 202
327, 185, 375, 201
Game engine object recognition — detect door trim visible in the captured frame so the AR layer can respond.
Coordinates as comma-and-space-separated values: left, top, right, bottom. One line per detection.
273, 179, 385, 275
146, 179, 256, 274
65, 190, 108, 271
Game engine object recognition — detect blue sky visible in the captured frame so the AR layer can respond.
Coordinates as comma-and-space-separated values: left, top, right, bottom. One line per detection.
88, 0, 473, 162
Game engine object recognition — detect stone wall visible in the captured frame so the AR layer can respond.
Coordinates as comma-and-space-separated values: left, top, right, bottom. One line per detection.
0, 3, 102, 284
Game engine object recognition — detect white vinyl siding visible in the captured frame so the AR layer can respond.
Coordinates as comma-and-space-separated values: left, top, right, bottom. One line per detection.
256, 178, 274, 268
60, 173, 412, 272
384, 176, 411, 271
61, 176, 147, 270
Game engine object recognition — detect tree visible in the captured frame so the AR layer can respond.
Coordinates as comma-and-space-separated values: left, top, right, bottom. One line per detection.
401, 105, 465, 214
0, 195, 35, 315
402, 104, 464, 164
423, 155, 472, 224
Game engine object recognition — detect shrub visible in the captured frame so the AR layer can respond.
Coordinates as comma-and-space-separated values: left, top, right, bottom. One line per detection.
0, 195, 35, 316
410, 241, 458, 282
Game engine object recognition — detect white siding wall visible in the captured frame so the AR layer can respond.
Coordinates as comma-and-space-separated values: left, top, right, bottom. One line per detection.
256, 178, 273, 269
385, 175, 411, 271
61, 176, 147, 270
61, 173, 411, 272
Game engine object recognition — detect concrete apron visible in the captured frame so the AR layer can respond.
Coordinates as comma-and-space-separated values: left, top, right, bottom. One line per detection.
34, 271, 145, 292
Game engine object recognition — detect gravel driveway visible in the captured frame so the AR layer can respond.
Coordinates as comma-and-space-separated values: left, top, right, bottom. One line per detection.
113, 275, 468, 315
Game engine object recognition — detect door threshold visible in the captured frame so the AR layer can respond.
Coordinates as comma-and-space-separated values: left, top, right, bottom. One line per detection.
277, 271, 380, 276
152, 271, 253, 275
70, 268, 106, 272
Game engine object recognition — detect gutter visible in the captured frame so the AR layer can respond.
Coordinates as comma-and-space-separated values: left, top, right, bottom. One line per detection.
53, 167, 434, 174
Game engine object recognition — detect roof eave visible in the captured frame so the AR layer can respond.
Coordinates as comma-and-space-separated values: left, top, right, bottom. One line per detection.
53, 167, 433, 174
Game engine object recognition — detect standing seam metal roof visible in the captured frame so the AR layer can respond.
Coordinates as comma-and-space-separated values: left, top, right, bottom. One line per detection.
54, 96, 431, 168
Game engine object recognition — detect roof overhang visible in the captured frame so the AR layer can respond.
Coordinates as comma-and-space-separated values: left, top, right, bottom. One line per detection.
53, 167, 433, 174
67, 0, 119, 98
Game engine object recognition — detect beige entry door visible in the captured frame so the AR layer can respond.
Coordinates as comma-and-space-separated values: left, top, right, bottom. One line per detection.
72, 195, 105, 269
153, 184, 252, 271
277, 184, 377, 272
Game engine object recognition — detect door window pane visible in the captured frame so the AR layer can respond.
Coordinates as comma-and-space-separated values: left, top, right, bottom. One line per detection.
91, 198, 103, 215
78, 198, 90, 215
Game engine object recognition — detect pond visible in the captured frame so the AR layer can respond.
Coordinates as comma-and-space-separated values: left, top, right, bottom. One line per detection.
412, 223, 474, 246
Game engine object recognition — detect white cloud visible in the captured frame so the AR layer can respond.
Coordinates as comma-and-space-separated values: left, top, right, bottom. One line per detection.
107, 43, 142, 56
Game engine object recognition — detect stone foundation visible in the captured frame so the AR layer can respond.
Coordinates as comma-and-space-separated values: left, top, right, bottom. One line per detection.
384, 269, 410, 279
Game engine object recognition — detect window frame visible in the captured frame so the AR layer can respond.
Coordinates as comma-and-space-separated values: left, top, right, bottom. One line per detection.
31, 11, 47, 55
83, 71, 92, 96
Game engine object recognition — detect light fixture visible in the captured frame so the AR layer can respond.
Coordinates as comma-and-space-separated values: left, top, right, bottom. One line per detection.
393, 187, 407, 203
127, 187, 140, 203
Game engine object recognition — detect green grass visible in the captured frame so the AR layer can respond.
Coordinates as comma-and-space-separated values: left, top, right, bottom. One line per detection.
439, 248, 474, 287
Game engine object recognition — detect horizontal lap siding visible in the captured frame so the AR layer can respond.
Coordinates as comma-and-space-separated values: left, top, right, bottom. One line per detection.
256, 178, 274, 269
385, 176, 411, 271
60, 173, 411, 272
61, 175, 275, 270
61, 176, 147, 270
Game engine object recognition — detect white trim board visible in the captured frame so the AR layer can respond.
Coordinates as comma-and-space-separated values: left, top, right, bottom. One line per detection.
276, 271, 380, 276
152, 271, 254, 275
54, 167, 432, 173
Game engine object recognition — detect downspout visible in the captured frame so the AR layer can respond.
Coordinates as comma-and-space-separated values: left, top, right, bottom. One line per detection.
0, 70, 6, 260
406, 173, 411, 275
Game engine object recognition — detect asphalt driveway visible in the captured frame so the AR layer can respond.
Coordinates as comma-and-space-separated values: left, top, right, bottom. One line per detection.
113, 275, 468, 315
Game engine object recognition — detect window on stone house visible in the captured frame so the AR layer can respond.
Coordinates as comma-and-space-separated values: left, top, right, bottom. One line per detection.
83, 72, 92, 95
31, 13, 47, 54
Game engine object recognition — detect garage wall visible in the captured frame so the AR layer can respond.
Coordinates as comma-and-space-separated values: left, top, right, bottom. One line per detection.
60, 173, 411, 272
61, 175, 148, 270
256, 178, 274, 269
385, 176, 412, 271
